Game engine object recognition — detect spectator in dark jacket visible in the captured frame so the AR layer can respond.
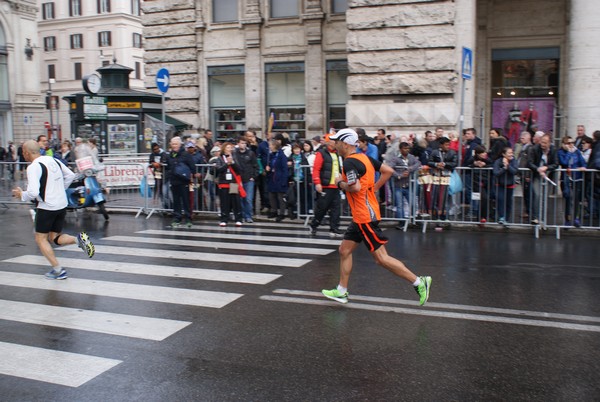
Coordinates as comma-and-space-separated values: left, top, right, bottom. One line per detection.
468, 145, 493, 221
558, 136, 587, 226
588, 131, 600, 221
527, 134, 559, 224
493, 147, 519, 224
266, 139, 289, 222
165, 136, 195, 227
257, 131, 272, 213
427, 137, 457, 220
488, 128, 510, 162
235, 137, 259, 222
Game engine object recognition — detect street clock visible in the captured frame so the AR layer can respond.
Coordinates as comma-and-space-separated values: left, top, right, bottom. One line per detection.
82, 73, 102, 95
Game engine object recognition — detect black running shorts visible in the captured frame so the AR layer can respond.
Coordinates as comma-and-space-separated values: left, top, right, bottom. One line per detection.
343, 221, 388, 252
35, 208, 67, 234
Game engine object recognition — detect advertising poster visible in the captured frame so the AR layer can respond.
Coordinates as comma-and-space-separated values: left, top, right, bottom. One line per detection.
491, 98, 556, 145
108, 123, 137, 154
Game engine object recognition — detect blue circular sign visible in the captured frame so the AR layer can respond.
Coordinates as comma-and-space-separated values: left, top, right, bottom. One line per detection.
156, 68, 170, 93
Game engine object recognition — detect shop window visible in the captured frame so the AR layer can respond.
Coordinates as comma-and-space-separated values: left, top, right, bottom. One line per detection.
266, 62, 305, 139
208, 65, 245, 140
327, 60, 348, 130
491, 47, 559, 142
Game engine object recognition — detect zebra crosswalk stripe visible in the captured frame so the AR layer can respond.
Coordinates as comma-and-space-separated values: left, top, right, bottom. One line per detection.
0, 299, 191, 341
5, 255, 281, 285
0, 341, 122, 387
0, 271, 242, 308
182, 224, 344, 237
138, 229, 342, 246
102, 235, 334, 255
58, 244, 312, 267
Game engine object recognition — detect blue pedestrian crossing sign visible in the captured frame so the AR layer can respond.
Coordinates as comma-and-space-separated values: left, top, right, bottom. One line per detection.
462, 47, 473, 80
156, 68, 170, 93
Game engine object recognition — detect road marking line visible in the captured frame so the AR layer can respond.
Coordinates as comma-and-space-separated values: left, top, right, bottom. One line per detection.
0, 341, 121, 387
261, 295, 600, 333
171, 224, 344, 238
272, 289, 600, 323
58, 244, 311, 267
138, 229, 342, 246
102, 235, 333, 255
4, 255, 281, 285
0, 272, 242, 308
0, 299, 190, 341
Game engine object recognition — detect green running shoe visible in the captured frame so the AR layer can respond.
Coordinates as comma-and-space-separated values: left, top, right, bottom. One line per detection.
415, 276, 432, 306
77, 232, 95, 258
322, 288, 349, 304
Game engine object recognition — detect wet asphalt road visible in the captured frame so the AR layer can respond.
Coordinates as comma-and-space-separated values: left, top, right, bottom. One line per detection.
0, 206, 598, 401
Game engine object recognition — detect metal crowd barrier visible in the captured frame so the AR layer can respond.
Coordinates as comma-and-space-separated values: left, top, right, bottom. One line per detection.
3, 159, 599, 239
288, 165, 599, 238
0, 161, 29, 207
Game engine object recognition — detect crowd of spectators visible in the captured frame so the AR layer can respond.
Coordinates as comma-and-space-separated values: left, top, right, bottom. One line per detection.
145, 124, 600, 228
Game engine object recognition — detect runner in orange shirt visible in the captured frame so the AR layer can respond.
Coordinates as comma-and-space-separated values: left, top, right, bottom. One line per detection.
322, 128, 432, 305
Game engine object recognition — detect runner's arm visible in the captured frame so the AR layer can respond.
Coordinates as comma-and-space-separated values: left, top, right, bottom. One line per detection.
374, 162, 393, 192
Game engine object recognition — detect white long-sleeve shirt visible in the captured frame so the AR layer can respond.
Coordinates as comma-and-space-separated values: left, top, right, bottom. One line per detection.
21, 155, 75, 211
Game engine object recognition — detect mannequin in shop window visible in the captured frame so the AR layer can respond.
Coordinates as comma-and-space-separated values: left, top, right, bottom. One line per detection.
506, 102, 523, 146
522, 103, 539, 135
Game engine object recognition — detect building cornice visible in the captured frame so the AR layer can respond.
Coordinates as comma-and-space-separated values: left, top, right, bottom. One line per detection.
7, 0, 37, 16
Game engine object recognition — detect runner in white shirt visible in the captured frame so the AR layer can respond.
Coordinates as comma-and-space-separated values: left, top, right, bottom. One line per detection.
12, 140, 95, 280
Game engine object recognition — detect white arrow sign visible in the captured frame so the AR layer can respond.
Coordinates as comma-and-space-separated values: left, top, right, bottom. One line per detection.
155, 68, 170, 93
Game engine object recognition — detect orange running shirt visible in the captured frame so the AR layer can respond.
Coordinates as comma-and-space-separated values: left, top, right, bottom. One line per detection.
342, 153, 382, 224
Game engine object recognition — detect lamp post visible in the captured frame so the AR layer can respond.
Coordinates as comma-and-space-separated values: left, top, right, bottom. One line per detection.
46, 78, 56, 140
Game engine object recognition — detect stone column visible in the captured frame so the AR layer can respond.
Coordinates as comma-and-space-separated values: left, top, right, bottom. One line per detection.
567, 0, 600, 136
454, 0, 477, 131
303, 6, 325, 138
242, 0, 264, 136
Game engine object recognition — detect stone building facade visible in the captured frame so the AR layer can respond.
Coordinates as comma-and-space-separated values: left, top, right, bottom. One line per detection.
0, 1, 145, 147
0, 0, 41, 147
142, 0, 600, 141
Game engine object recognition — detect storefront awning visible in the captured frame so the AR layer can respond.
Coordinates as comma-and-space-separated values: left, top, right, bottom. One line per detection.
146, 113, 191, 131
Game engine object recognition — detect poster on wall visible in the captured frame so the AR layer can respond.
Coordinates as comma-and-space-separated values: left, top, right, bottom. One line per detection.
491, 98, 556, 145
108, 123, 137, 154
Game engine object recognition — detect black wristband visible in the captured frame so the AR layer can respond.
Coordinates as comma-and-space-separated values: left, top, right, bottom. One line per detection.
337, 181, 345, 190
